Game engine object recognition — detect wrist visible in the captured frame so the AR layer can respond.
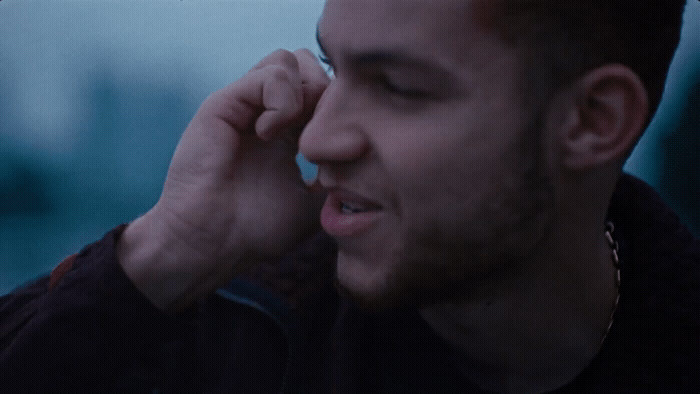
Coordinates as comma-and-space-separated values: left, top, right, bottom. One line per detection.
117, 209, 229, 312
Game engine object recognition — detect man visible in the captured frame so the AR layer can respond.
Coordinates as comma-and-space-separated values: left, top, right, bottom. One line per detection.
2, 0, 698, 392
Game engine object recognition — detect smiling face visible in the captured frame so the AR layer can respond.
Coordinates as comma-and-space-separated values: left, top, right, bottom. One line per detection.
299, 0, 556, 308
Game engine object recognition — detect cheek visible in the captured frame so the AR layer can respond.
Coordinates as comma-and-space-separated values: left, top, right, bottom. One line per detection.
379, 126, 513, 216
387, 122, 547, 248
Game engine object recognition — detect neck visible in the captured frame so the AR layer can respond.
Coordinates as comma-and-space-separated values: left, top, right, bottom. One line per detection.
419, 205, 619, 393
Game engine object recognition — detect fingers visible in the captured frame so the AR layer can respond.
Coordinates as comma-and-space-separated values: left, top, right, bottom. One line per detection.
199, 49, 328, 142
255, 66, 304, 140
254, 48, 329, 87
203, 63, 300, 141
293, 48, 331, 123
252, 48, 330, 134
294, 48, 331, 89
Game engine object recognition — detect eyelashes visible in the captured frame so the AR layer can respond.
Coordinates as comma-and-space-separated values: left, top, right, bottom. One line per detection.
317, 53, 427, 100
376, 74, 428, 99
318, 53, 335, 75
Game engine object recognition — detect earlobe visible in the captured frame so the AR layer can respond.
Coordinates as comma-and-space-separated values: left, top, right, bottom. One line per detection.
560, 64, 649, 170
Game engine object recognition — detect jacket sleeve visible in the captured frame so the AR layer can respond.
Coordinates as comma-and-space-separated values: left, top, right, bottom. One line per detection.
0, 225, 200, 392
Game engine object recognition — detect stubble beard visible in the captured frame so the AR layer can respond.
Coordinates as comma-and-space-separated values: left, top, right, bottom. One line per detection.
335, 109, 556, 311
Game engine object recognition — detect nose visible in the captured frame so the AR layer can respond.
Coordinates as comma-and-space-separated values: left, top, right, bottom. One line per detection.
298, 79, 370, 165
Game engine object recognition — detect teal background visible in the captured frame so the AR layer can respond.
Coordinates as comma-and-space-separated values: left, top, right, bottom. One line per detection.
1, 0, 698, 294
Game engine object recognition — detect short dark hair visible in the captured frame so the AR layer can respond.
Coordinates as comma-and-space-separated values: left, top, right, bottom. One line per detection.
486, 0, 686, 125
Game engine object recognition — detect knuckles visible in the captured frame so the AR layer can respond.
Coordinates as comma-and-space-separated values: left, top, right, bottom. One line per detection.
197, 48, 329, 135
266, 64, 299, 86
253, 48, 300, 71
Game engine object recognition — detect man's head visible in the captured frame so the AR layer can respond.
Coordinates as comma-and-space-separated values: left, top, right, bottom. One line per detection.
299, 0, 685, 308
480, 0, 686, 134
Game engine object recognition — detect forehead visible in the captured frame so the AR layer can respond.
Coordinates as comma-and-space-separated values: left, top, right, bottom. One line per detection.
319, 0, 496, 68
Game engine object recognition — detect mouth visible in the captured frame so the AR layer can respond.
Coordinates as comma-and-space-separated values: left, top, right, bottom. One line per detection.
320, 189, 383, 237
340, 201, 366, 214
338, 192, 383, 214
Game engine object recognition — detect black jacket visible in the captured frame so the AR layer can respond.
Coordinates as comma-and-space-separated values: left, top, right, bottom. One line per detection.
2, 174, 699, 392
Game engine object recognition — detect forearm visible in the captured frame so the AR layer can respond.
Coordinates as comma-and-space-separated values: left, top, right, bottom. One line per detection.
1, 226, 197, 391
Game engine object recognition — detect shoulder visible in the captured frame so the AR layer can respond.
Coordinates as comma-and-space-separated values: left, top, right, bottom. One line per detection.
608, 174, 699, 309
601, 173, 699, 389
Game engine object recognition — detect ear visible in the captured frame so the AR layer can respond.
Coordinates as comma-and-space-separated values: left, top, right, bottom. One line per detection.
559, 64, 649, 170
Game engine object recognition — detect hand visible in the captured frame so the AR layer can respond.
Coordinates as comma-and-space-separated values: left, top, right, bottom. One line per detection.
117, 49, 329, 312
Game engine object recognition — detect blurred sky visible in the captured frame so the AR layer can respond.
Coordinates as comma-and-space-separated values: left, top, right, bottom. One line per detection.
0, 0, 326, 155
0, 0, 698, 293
0, 0, 326, 292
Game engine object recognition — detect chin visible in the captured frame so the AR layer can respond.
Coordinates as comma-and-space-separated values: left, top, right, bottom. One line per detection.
333, 252, 411, 311
333, 250, 470, 312
331, 200, 557, 312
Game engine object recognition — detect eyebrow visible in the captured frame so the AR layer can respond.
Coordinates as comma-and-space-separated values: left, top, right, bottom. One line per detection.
316, 25, 453, 76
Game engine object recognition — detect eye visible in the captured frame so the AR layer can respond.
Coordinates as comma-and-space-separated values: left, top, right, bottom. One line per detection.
377, 73, 428, 99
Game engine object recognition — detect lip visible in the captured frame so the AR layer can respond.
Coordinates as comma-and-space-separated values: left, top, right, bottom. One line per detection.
320, 189, 383, 237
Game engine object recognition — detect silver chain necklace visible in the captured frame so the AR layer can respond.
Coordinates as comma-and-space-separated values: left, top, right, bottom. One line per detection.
601, 221, 621, 345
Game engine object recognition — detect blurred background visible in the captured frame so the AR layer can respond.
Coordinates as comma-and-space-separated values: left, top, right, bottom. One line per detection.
1, 0, 698, 294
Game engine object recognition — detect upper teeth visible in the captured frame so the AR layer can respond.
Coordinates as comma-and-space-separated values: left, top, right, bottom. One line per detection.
341, 202, 365, 214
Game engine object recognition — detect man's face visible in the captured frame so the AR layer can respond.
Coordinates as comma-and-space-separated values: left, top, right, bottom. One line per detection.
299, 0, 554, 308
